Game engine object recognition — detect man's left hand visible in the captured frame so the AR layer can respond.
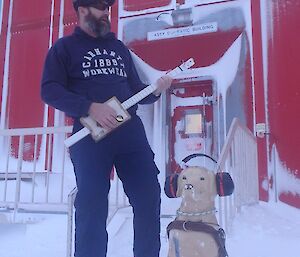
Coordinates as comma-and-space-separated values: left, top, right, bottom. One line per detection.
153, 75, 173, 96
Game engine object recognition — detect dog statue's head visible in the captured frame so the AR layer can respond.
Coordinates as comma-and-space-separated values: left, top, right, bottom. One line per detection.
177, 167, 217, 201
164, 166, 234, 199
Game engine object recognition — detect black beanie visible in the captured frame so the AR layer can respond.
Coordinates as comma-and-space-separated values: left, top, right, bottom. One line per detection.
73, 0, 115, 10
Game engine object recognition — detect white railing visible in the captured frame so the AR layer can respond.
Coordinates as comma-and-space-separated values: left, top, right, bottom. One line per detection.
0, 126, 129, 257
217, 118, 259, 232
0, 126, 74, 220
0, 120, 259, 253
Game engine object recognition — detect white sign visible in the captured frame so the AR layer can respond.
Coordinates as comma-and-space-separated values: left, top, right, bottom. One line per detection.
147, 22, 218, 41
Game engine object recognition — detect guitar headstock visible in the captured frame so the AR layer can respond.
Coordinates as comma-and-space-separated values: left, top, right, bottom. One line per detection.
165, 57, 195, 78
179, 58, 195, 71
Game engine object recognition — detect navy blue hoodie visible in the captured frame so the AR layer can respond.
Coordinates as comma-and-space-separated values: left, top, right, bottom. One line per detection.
41, 27, 159, 118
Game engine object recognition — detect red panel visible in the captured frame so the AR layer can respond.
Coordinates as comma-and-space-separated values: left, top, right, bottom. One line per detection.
7, 1, 52, 160
128, 30, 242, 70
268, 0, 300, 207
123, 0, 171, 12
12, 0, 51, 25
64, 0, 77, 33
8, 1, 52, 129
111, 0, 119, 34
0, 0, 10, 110
251, 0, 268, 201
46, 0, 62, 127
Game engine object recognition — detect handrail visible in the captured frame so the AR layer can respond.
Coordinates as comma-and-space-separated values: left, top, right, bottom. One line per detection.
217, 118, 259, 232
218, 118, 256, 171
0, 126, 73, 136
0, 125, 128, 257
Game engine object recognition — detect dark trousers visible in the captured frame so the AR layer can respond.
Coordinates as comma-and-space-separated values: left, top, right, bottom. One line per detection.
70, 116, 161, 257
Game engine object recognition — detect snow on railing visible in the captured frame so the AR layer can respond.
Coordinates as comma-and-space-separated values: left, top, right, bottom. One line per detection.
0, 126, 129, 257
0, 126, 128, 220
217, 118, 259, 232
0, 126, 74, 220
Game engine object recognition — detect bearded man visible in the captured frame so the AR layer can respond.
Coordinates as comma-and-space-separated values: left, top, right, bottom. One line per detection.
41, 0, 173, 256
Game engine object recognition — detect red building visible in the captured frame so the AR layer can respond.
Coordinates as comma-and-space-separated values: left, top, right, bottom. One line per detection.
0, 0, 299, 208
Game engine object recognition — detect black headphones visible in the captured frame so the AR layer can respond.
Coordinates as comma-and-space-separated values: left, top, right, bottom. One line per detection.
164, 153, 234, 198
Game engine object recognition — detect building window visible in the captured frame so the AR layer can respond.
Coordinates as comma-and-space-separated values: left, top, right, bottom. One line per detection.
185, 112, 203, 135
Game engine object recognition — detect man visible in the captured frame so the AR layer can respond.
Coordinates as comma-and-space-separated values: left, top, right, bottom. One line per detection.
41, 0, 173, 256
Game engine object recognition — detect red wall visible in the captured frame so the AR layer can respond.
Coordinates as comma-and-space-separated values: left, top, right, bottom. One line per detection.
268, 0, 300, 208
3, 0, 55, 160
123, 0, 171, 12
0, 0, 10, 120
7, 0, 52, 129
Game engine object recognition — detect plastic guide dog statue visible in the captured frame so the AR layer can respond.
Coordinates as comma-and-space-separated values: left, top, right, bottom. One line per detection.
164, 154, 234, 257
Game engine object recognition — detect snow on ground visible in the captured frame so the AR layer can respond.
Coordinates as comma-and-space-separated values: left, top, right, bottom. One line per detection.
0, 201, 299, 257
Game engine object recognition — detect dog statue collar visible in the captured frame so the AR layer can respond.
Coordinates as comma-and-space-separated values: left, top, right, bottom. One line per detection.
176, 208, 217, 217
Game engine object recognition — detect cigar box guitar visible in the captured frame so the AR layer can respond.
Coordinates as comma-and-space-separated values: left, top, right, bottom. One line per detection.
64, 58, 195, 147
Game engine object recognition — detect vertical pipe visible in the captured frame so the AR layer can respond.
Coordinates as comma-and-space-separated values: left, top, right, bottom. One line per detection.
0, 0, 4, 35
60, 144, 66, 203
67, 187, 77, 257
31, 134, 38, 203
13, 135, 24, 222
116, 174, 119, 207
272, 145, 278, 202
3, 136, 11, 202
45, 133, 52, 203
202, 93, 206, 156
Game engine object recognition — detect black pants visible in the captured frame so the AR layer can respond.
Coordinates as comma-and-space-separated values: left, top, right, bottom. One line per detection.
70, 115, 161, 257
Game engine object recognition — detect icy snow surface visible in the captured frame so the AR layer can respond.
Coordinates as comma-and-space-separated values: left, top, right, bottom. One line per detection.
0, 201, 299, 257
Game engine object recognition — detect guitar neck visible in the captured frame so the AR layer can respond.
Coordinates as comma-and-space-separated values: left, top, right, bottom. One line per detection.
121, 62, 191, 110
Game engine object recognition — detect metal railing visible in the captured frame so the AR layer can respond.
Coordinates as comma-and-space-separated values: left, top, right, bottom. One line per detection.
0, 126, 74, 220
0, 119, 259, 254
217, 118, 259, 232
0, 126, 129, 257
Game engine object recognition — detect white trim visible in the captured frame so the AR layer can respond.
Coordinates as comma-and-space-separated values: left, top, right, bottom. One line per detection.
54, 0, 66, 127
58, 0, 65, 38
0, 0, 14, 129
0, 0, 4, 35
43, 0, 56, 128
0, 126, 72, 136
260, 0, 276, 201
49, 0, 55, 48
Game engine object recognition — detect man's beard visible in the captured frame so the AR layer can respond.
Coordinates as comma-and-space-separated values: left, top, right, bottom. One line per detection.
85, 10, 111, 38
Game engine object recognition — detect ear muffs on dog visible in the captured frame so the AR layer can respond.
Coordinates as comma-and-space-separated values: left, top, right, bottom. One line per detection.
164, 173, 179, 198
164, 153, 234, 198
215, 172, 234, 196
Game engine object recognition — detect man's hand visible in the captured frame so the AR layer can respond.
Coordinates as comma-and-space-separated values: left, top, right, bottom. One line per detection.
88, 102, 118, 130
153, 75, 173, 96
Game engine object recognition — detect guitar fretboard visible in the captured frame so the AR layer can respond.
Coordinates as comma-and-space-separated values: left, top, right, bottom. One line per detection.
121, 61, 192, 110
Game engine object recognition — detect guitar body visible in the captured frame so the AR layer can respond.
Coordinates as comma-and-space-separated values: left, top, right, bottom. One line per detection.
80, 96, 131, 142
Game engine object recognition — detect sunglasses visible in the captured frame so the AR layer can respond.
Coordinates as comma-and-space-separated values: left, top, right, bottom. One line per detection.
89, 2, 110, 11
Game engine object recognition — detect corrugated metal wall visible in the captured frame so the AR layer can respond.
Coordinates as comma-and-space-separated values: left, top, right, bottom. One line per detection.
267, 0, 300, 208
